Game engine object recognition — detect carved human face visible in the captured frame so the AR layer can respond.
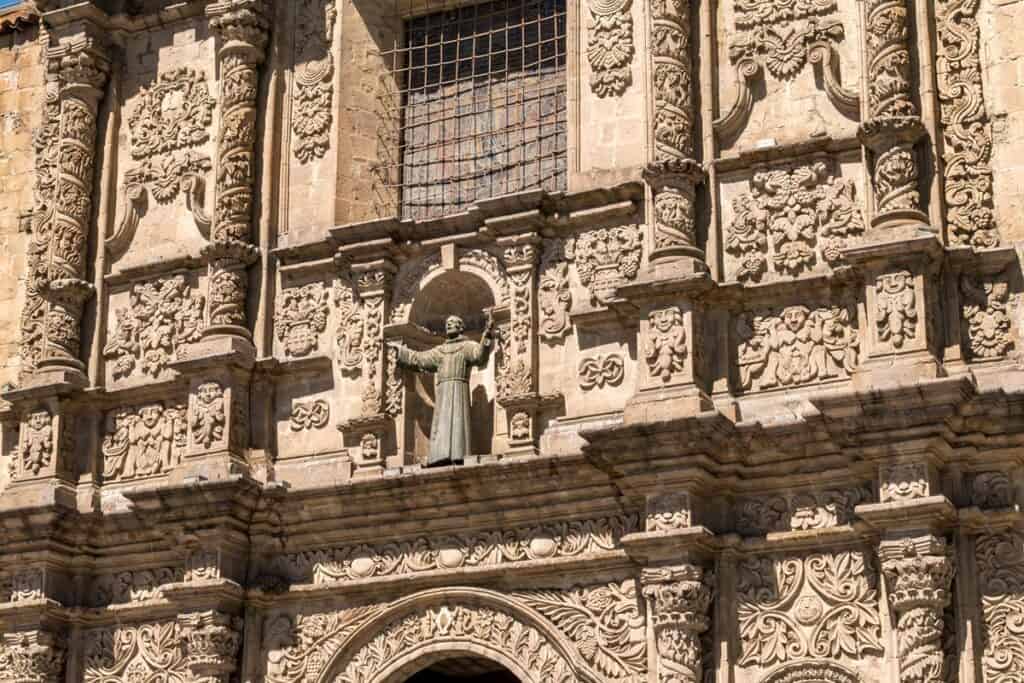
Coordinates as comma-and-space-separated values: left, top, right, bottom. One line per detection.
28, 410, 49, 431
198, 383, 221, 404
879, 271, 911, 295
140, 404, 162, 428
445, 316, 465, 337
782, 306, 809, 332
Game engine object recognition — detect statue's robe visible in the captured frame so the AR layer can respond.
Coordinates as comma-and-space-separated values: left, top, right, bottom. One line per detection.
396, 335, 492, 465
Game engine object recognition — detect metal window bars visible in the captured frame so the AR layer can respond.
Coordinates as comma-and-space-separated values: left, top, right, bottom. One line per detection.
376, 0, 568, 221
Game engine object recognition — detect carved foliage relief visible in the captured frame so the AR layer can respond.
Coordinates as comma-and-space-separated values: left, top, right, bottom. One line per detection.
729, 0, 844, 80
292, 0, 337, 162
276, 284, 329, 357
975, 530, 1024, 683
102, 402, 187, 481
961, 274, 1015, 361
650, 0, 695, 161
737, 550, 884, 667
736, 485, 873, 534
588, 0, 635, 97
84, 621, 190, 683
725, 161, 865, 282
566, 225, 642, 305
104, 275, 205, 379
334, 276, 364, 373
736, 304, 859, 392
264, 607, 385, 683
579, 353, 625, 389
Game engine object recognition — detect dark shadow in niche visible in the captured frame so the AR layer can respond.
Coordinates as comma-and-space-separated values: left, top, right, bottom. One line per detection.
405, 657, 521, 683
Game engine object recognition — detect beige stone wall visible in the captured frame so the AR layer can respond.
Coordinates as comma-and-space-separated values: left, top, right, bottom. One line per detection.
0, 20, 40, 387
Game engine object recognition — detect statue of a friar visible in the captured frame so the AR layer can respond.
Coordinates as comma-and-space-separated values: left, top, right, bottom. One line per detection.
388, 313, 495, 467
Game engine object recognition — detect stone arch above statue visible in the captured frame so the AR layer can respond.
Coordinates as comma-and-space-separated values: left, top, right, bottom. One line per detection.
322, 588, 597, 683
760, 661, 864, 683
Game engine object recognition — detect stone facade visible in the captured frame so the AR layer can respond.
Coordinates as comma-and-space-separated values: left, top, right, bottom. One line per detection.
0, 0, 1023, 682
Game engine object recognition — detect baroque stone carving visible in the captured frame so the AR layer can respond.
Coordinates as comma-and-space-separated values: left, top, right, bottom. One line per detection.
642, 564, 714, 683
277, 513, 640, 584
179, 611, 242, 682
290, 399, 330, 431
646, 307, 687, 383
18, 409, 53, 478
736, 304, 859, 391
128, 67, 215, 159
0, 631, 66, 683
725, 162, 866, 282
104, 275, 206, 379
333, 276, 364, 374
102, 403, 188, 481
737, 550, 883, 666
650, 0, 695, 162
935, 0, 999, 248
736, 485, 873, 534
970, 471, 1014, 509
876, 271, 917, 348
276, 284, 329, 357
587, 0, 634, 97
961, 275, 1014, 360
646, 492, 691, 532
192, 382, 226, 449
0, 568, 44, 603
539, 241, 571, 341
90, 567, 183, 606
567, 225, 642, 304
264, 607, 386, 683
975, 530, 1024, 683
881, 537, 955, 683
84, 622, 189, 683
579, 353, 625, 389
292, 0, 337, 162
880, 463, 929, 502
729, 0, 844, 81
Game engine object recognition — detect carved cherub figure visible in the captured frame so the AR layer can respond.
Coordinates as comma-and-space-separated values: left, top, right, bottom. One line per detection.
135, 403, 173, 475
645, 307, 687, 383
21, 410, 53, 476
191, 382, 225, 449
876, 271, 916, 348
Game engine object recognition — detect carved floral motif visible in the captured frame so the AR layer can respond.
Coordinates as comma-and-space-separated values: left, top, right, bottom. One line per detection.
191, 382, 226, 449
264, 607, 385, 683
587, 0, 634, 97
104, 275, 205, 379
84, 622, 189, 683
276, 513, 640, 584
650, 0, 695, 162
179, 611, 242, 681
961, 275, 1014, 360
736, 304, 859, 391
579, 353, 625, 389
642, 564, 714, 683
971, 471, 1014, 509
275, 284, 329, 357
102, 403, 187, 481
0, 631, 66, 683
127, 67, 215, 159
736, 485, 873, 534
976, 530, 1024, 683
877, 271, 917, 348
567, 225, 642, 304
646, 307, 687, 383
292, 0, 337, 162
737, 550, 883, 666
729, 0, 844, 80
725, 162, 865, 282
290, 399, 330, 431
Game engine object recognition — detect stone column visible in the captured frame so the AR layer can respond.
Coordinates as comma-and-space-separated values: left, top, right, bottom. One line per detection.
203, 0, 270, 341
35, 35, 110, 382
179, 611, 242, 683
0, 630, 66, 683
880, 535, 955, 683
858, 0, 929, 231
644, 0, 706, 277
641, 564, 714, 683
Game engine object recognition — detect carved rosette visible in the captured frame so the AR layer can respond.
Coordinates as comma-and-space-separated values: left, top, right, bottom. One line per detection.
858, 0, 926, 225
204, 1, 270, 339
178, 611, 242, 683
0, 630, 66, 683
32, 40, 110, 376
646, 0, 705, 269
881, 537, 955, 683
642, 564, 714, 683
588, 0, 635, 97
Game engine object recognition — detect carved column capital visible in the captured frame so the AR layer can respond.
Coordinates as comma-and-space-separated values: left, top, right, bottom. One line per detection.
178, 611, 242, 683
208, 0, 271, 59
641, 564, 714, 683
0, 630, 66, 683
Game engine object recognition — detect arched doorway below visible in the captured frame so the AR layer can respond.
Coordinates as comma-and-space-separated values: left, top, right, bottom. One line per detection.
405, 656, 521, 682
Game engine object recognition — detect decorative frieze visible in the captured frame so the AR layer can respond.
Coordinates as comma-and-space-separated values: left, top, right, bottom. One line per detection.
728, 0, 844, 81
275, 284, 329, 357
961, 274, 1014, 360
725, 162, 866, 282
737, 550, 883, 666
642, 564, 714, 683
276, 513, 640, 584
102, 402, 188, 481
736, 485, 873, 534
587, 0, 634, 97
579, 353, 625, 390
90, 567, 182, 606
735, 304, 859, 392
976, 530, 1024, 683
104, 275, 206, 379
84, 622, 189, 683
289, 399, 329, 431
292, 0, 336, 162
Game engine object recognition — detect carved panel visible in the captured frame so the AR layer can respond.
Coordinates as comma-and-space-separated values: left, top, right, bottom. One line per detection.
128, 67, 215, 159
736, 485, 873, 534
724, 161, 865, 283
961, 274, 1015, 361
976, 530, 1024, 683
970, 471, 1015, 509
102, 402, 188, 481
191, 382, 226, 449
333, 276, 364, 374
83, 621, 189, 683
539, 241, 571, 341
588, 0, 634, 97
579, 353, 626, 389
645, 306, 688, 383
89, 567, 183, 606
876, 270, 917, 349
104, 275, 206, 380
729, 0, 844, 80
737, 550, 883, 667
276, 283, 329, 357
0, 568, 44, 603
17, 409, 53, 479
566, 225, 642, 305
292, 0, 337, 162
735, 304, 859, 392
290, 399, 330, 431
880, 462, 929, 502
264, 607, 385, 683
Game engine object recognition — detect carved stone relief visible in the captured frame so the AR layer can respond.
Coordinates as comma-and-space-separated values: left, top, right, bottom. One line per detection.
84, 621, 190, 683
276, 513, 640, 584
292, 0, 337, 162
334, 276, 364, 374
935, 0, 1000, 248
104, 275, 206, 379
579, 353, 625, 390
566, 225, 642, 305
976, 530, 1024, 683
645, 306, 687, 383
725, 161, 866, 282
102, 402, 187, 481
191, 382, 226, 449
290, 399, 330, 431
876, 271, 917, 349
264, 607, 385, 683
178, 611, 242, 682
729, 0, 844, 80
970, 471, 1015, 509
646, 492, 691, 532
539, 241, 571, 341
737, 550, 883, 667
0, 568, 44, 603
587, 0, 635, 97
736, 485, 873, 534
389, 250, 508, 325
0, 630, 66, 683
736, 304, 859, 392
276, 284, 329, 357
642, 564, 715, 683
90, 567, 183, 606
18, 409, 53, 478
880, 463, 929, 502
961, 274, 1014, 360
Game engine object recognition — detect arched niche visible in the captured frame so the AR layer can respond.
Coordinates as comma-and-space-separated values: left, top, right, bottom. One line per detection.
321, 588, 592, 683
389, 248, 510, 327
760, 661, 863, 683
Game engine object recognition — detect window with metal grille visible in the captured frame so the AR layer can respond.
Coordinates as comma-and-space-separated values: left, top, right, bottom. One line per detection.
381, 0, 568, 221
